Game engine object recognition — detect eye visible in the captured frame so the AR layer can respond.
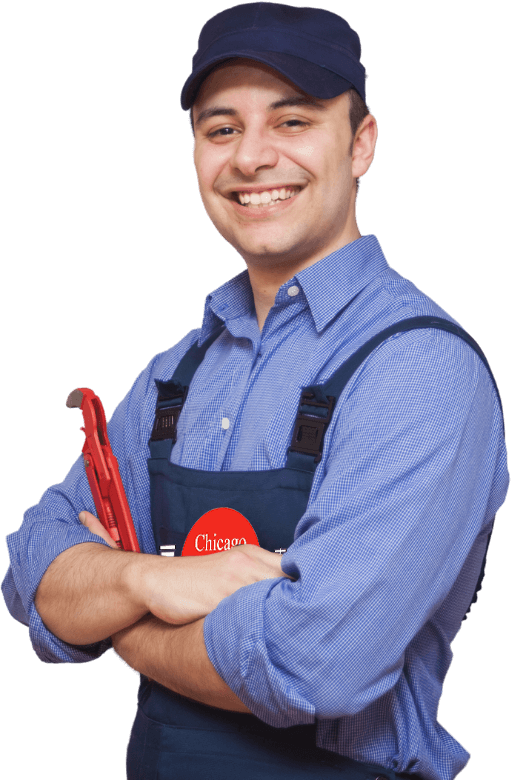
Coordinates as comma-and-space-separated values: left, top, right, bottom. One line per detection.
276, 119, 311, 135
282, 119, 306, 127
207, 126, 239, 140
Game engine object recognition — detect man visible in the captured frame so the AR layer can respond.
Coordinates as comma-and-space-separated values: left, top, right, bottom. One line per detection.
2, 3, 508, 779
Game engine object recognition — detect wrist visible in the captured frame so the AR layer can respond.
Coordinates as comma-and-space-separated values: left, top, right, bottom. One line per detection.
119, 550, 153, 616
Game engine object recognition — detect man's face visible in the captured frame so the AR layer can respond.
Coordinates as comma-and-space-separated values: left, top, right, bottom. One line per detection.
192, 60, 359, 272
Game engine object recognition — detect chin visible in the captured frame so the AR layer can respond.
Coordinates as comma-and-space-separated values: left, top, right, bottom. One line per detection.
236, 241, 302, 266
230, 230, 310, 265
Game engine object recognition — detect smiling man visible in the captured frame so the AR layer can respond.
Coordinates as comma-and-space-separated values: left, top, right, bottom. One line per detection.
192, 58, 372, 330
2, 4, 508, 780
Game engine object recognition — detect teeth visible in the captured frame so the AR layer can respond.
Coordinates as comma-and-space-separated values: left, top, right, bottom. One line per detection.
237, 187, 299, 206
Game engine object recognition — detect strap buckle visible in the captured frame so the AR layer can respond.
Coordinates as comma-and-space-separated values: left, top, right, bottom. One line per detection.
289, 391, 335, 463
150, 387, 188, 442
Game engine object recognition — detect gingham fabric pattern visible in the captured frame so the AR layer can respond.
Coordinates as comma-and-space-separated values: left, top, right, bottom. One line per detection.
3, 236, 508, 780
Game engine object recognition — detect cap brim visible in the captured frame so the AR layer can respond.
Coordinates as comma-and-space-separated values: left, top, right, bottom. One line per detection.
181, 51, 356, 110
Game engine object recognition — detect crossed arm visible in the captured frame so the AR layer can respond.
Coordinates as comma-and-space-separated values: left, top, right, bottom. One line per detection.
113, 615, 248, 711
34, 511, 288, 712
37, 565, 248, 713
108, 534, 253, 712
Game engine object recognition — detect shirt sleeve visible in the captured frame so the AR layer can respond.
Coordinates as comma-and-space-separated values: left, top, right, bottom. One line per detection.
3, 457, 115, 663
203, 328, 508, 726
2, 331, 200, 663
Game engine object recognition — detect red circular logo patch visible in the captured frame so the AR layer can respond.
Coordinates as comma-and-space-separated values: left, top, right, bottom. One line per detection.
181, 507, 259, 556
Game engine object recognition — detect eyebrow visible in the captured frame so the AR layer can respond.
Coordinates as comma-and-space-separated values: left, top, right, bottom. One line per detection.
194, 95, 326, 128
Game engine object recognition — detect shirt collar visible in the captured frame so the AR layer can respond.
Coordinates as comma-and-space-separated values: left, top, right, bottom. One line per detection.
199, 235, 389, 342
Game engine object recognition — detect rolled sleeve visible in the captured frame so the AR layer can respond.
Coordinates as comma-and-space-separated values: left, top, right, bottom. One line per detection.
3, 331, 200, 663
204, 330, 508, 726
4, 458, 119, 663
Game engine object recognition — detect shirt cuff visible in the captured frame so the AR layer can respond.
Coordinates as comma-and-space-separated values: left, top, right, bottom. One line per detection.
7, 522, 113, 663
203, 578, 316, 728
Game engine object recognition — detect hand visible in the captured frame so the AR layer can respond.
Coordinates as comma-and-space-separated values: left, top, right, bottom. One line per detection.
79, 510, 292, 626
79, 510, 118, 549
133, 543, 292, 626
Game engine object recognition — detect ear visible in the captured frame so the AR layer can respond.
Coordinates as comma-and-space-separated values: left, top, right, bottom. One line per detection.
352, 114, 378, 180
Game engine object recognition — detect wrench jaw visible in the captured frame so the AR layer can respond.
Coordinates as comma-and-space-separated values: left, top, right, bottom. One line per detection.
66, 389, 84, 409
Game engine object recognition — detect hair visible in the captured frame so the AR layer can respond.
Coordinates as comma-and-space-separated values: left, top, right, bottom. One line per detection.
347, 89, 370, 194
189, 85, 370, 190
348, 89, 370, 149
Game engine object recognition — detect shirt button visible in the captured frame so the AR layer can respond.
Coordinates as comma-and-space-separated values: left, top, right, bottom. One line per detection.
287, 285, 299, 297
221, 417, 230, 430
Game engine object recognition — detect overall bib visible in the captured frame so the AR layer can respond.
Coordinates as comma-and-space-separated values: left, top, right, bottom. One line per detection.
126, 317, 499, 780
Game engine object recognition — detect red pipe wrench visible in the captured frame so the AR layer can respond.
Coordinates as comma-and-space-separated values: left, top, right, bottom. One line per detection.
66, 388, 140, 552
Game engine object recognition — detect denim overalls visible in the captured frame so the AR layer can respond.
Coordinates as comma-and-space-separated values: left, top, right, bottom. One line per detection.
126, 316, 499, 780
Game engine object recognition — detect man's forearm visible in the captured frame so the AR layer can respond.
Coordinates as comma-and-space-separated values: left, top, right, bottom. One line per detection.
113, 615, 251, 713
34, 513, 288, 647
35, 543, 147, 645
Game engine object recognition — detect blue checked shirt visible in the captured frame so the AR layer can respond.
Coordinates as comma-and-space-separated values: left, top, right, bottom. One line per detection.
3, 236, 508, 780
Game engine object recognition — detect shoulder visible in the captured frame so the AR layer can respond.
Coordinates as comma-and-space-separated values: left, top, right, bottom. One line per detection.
320, 271, 505, 465
107, 328, 202, 449
328, 326, 504, 483
146, 328, 203, 385
337, 265, 499, 406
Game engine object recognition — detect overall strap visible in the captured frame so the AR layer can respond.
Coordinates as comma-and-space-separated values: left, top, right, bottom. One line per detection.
149, 325, 225, 451
286, 316, 503, 473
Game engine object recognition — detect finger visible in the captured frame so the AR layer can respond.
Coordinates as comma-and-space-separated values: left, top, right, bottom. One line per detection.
79, 511, 118, 549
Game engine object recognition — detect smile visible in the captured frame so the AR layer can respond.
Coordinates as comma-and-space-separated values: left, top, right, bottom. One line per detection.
235, 186, 302, 208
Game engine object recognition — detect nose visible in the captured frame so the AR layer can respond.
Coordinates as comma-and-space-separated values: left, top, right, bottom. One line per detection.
231, 126, 279, 177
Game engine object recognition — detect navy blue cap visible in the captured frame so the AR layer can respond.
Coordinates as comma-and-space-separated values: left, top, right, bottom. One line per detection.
181, 2, 366, 110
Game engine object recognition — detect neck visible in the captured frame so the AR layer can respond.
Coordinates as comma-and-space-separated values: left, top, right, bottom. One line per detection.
247, 224, 361, 331
248, 265, 294, 331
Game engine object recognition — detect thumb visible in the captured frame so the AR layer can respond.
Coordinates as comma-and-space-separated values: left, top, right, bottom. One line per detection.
79, 510, 118, 549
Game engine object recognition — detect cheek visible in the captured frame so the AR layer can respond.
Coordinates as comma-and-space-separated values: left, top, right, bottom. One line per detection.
315, 170, 352, 213
324, 152, 353, 191
194, 147, 231, 194
293, 145, 315, 158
